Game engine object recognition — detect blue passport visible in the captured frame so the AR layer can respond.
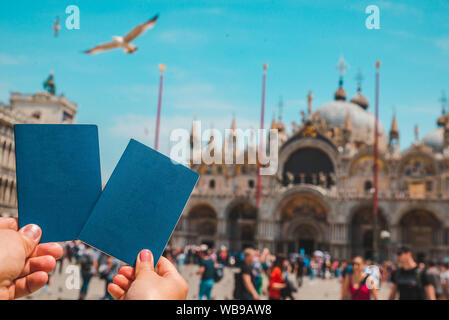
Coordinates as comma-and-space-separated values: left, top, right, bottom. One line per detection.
14, 124, 102, 243
79, 139, 199, 266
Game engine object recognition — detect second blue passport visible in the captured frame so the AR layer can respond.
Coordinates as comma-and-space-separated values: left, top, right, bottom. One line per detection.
79, 139, 199, 266
14, 124, 102, 243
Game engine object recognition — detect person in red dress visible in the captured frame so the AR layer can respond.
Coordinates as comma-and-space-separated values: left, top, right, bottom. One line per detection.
268, 254, 287, 300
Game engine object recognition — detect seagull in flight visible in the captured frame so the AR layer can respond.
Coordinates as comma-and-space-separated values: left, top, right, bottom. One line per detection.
53, 17, 60, 37
85, 14, 159, 54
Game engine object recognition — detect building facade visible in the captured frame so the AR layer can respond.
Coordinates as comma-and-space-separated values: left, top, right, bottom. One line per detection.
172, 78, 449, 262
0, 83, 77, 217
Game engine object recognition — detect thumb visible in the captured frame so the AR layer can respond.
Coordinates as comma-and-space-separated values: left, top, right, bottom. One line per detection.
135, 249, 155, 279
18, 224, 41, 257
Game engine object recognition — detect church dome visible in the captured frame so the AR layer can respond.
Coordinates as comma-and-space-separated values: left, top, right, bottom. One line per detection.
350, 92, 369, 109
422, 127, 443, 152
317, 100, 388, 150
334, 86, 347, 101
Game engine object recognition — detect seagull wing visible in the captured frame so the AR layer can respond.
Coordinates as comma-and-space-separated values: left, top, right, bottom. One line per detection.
123, 14, 159, 43
84, 41, 120, 54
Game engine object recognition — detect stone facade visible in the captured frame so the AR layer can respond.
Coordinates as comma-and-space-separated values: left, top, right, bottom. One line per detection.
171, 84, 449, 262
0, 90, 77, 217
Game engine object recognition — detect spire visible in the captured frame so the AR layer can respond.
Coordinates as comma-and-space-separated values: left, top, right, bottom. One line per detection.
190, 118, 199, 149
355, 68, 363, 93
344, 112, 352, 132
335, 56, 348, 101
307, 91, 313, 118
271, 110, 277, 130
350, 69, 369, 109
208, 125, 215, 145
206, 124, 216, 158
389, 112, 399, 147
440, 91, 448, 115
230, 113, 237, 136
277, 96, 283, 121
390, 113, 398, 133
438, 91, 448, 127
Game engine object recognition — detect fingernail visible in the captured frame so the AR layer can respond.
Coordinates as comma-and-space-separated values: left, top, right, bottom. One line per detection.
140, 249, 152, 263
20, 224, 41, 241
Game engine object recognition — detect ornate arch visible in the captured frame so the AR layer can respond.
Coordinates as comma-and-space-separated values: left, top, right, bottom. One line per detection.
185, 201, 218, 218
347, 202, 390, 226
277, 137, 340, 182
184, 202, 219, 243
225, 197, 258, 219
271, 185, 330, 221
397, 147, 439, 177
283, 216, 326, 243
392, 204, 445, 226
347, 147, 390, 176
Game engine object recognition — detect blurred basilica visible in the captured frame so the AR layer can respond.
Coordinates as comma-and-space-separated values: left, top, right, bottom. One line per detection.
172, 67, 449, 262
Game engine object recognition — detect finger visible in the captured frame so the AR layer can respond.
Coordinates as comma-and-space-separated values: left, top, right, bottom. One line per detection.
113, 274, 131, 291
118, 266, 135, 280
13, 271, 48, 299
19, 255, 56, 277
134, 249, 154, 279
18, 224, 41, 257
0, 217, 18, 230
155, 256, 189, 299
31, 243, 63, 259
155, 256, 181, 278
108, 283, 125, 300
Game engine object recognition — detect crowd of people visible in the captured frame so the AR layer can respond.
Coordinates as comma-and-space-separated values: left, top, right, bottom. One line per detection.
30, 240, 449, 301
2, 216, 448, 300
161, 244, 449, 300
52, 241, 122, 300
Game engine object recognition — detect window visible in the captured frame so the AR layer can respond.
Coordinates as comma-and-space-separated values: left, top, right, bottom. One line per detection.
209, 179, 215, 189
248, 179, 255, 188
62, 112, 73, 122
364, 180, 373, 192
32, 111, 41, 119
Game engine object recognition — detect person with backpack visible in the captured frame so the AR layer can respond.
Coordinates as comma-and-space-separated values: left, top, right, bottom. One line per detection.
341, 256, 378, 300
389, 246, 436, 300
426, 261, 443, 299
233, 248, 259, 300
440, 263, 449, 300
295, 255, 305, 287
196, 248, 215, 300
78, 245, 98, 300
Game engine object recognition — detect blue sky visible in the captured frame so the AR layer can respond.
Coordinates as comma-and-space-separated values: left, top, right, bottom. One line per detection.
0, 0, 448, 181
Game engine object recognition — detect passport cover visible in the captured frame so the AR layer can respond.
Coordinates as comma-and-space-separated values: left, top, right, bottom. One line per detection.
14, 124, 102, 243
78, 139, 199, 266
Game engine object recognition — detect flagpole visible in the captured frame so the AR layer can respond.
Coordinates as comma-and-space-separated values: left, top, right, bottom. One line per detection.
154, 64, 165, 151
373, 61, 380, 263
257, 63, 268, 208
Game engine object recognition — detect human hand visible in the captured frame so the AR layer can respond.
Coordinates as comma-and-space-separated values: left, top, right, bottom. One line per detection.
108, 249, 188, 300
0, 217, 63, 300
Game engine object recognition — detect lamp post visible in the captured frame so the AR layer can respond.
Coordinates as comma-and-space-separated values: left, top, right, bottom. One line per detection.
256, 63, 268, 208
373, 61, 380, 263
154, 63, 165, 151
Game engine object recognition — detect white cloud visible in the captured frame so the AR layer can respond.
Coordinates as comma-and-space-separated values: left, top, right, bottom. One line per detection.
377, 1, 423, 18
0, 53, 26, 65
158, 29, 206, 44
108, 113, 261, 159
435, 38, 449, 55
112, 81, 247, 113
